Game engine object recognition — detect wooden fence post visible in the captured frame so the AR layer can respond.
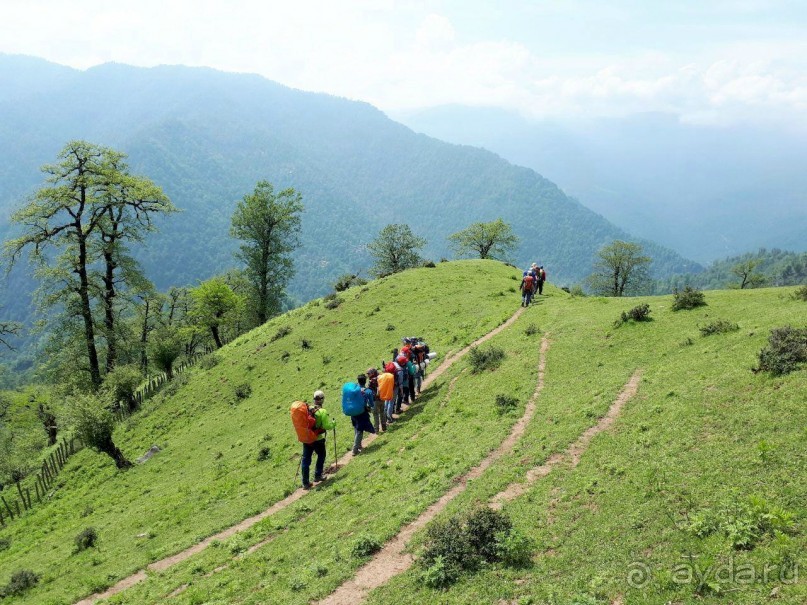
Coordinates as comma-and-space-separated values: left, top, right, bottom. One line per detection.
1, 495, 13, 519
13, 499, 20, 517
0, 507, 5, 526
25, 488, 31, 509
16, 482, 27, 511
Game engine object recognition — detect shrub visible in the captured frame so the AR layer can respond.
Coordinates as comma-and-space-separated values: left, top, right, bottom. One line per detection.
423, 260, 436, 268
756, 326, 807, 376
386, 324, 395, 331
570, 285, 586, 297
198, 354, 221, 370
257, 446, 271, 462
495, 394, 519, 414
469, 346, 505, 373
689, 496, 795, 550
671, 286, 707, 311
699, 319, 740, 337
0, 537, 10, 551
323, 294, 343, 310
234, 383, 252, 400
615, 303, 651, 326
65, 393, 131, 469
419, 508, 530, 588
350, 535, 382, 558
0, 569, 39, 597
102, 365, 143, 413
524, 323, 538, 336
300, 339, 312, 350
74, 527, 98, 552
270, 326, 292, 342
793, 284, 807, 301
333, 273, 367, 292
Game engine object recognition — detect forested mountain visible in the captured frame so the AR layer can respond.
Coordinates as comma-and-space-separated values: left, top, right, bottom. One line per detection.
654, 248, 807, 293
0, 56, 699, 332
395, 106, 807, 263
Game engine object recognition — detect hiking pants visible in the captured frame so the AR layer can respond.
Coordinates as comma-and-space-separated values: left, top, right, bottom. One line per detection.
522, 290, 533, 306
415, 370, 423, 394
301, 439, 326, 486
384, 399, 395, 423
538, 280, 544, 295
373, 398, 387, 431
353, 427, 363, 453
408, 375, 416, 402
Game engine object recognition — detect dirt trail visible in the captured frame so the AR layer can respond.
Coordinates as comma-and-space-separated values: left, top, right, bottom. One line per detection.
319, 335, 549, 605
490, 369, 641, 508
320, 366, 641, 605
75, 308, 525, 605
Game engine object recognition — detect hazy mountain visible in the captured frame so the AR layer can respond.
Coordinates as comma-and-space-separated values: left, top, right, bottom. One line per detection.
394, 105, 807, 263
0, 56, 699, 330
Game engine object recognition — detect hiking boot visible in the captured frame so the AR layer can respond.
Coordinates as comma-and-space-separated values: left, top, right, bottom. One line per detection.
302, 483, 312, 490
313, 475, 325, 483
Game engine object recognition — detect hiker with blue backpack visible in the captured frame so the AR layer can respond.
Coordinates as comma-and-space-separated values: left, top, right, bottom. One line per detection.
342, 375, 376, 455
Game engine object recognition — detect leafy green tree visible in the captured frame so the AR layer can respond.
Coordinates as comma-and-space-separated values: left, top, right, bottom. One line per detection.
230, 181, 303, 325
102, 364, 143, 413
587, 240, 652, 296
190, 278, 244, 348
730, 259, 766, 289
4, 141, 174, 388
148, 327, 184, 379
367, 224, 427, 277
65, 392, 131, 468
448, 218, 519, 261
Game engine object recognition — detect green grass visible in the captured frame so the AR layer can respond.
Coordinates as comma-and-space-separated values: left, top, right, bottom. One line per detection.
1, 274, 804, 605
0, 260, 521, 604
365, 287, 807, 605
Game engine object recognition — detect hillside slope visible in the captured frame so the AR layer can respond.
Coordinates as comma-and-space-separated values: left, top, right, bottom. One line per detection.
0, 55, 699, 327
0, 262, 804, 604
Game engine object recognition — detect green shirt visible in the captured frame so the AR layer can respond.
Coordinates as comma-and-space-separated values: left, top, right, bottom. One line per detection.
313, 408, 335, 441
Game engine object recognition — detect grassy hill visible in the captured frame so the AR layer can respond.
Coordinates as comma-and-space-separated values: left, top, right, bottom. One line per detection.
0, 261, 804, 604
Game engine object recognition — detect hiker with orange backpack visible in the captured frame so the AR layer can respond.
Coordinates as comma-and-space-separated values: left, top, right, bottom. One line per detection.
379, 363, 396, 425
291, 391, 335, 489
520, 270, 535, 307
366, 367, 386, 432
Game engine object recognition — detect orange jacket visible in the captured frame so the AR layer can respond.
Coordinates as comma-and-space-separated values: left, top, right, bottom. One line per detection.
377, 372, 395, 401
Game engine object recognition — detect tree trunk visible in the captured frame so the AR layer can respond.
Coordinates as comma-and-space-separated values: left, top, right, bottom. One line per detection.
140, 298, 150, 373
100, 438, 131, 469
77, 235, 102, 389
211, 324, 223, 349
103, 248, 117, 372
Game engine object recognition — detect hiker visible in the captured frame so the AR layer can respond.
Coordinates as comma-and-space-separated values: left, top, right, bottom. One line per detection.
537, 265, 547, 295
378, 364, 396, 425
520, 270, 535, 307
296, 391, 335, 489
395, 355, 408, 413
406, 356, 417, 403
367, 367, 386, 432
350, 374, 376, 454
530, 263, 539, 295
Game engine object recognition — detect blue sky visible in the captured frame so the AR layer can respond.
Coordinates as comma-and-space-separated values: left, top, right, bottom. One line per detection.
1, 0, 805, 126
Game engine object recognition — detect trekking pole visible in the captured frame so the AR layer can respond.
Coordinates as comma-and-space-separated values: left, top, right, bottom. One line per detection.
333, 425, 338, 471
293, 455, 301, 486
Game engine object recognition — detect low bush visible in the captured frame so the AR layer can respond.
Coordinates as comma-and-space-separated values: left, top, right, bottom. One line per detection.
333, 273, 367, 292
570, 285, 586, 297
300, 339, 312, 350
671, 286, 707, 311
756, 326, 807, 376
0, 569, 40, 597
699, 319, 739, 336
198, 354, 221, 370
794, 284, 807, 301
524, 323, 538, 336
323, 294, 343, 310
257, 446, 271, 462
469, 346, 506, 373
423, 260, 436, 268
270, 326, 292, 342
74, 527, 97, 552
689, 496, 795, 550
419, 508, 531, 589
495, 394, 519, 414
0, 537, 10, 551
615, 304, 651, 326
234, 383, 252, 400
350, 535, 382, 558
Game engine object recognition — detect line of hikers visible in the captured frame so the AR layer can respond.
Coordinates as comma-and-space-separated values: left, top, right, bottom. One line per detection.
290, 337, 435, 489
520, 263, 547, 307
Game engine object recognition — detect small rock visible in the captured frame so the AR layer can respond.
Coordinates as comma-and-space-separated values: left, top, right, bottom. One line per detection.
136, 445, 162, 464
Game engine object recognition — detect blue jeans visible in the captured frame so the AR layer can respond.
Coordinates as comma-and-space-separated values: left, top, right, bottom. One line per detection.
522, 290, 533, 306
384, 399, 395, 422
301, 439, 326, 486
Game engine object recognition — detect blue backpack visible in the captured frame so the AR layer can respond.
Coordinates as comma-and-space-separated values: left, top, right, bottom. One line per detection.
342, 382, 365, 416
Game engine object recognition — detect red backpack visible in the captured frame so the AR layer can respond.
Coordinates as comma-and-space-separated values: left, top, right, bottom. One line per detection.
290, 401, 320, 444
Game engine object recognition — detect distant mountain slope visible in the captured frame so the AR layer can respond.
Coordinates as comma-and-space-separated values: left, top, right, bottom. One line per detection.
0, 56, 699, 325
395, 105, 807, 263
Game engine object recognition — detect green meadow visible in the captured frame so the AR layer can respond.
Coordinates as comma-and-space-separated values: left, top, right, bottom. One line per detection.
0, 263, 804, 605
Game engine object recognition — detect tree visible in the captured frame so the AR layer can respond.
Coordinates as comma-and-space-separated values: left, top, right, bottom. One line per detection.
190, 278, 243, 348
65, 392, 130, 469
448, 218, 519, 261
230, 181, 303, 325
4, 141, 174, 388
0, 321, 21, 350
148, 327, 184, 380
102, 365, 143, 413
730, 259, 766, 289
587, 240, 652, 296
367, 224, 427, 277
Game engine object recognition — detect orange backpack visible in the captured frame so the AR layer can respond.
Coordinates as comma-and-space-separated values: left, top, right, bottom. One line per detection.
290, 401, 319, 444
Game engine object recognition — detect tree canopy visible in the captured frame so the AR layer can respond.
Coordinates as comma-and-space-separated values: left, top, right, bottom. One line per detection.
367, 224, 427, 277
587, 240, 652, 297
448, 218, 519, 261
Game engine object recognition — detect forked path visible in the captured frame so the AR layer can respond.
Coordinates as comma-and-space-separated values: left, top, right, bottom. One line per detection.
320, 365, 641, 605
75, 308, 525, 605
319, 335, 550, 605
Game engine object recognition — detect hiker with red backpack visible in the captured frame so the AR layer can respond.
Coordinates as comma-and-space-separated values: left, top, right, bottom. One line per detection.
342, 374, 377, 455
290, 391, 336, 490
537, 265, 547, 295
520, 270, 535, 307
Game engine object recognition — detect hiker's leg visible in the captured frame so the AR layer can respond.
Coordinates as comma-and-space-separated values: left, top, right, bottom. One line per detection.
353, 427, 362, 454
301, 442, 313, 487
372, 399, 381, 431
313, 439, 326, 480
385, 399, 394, 422
376, 399, 386, 430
